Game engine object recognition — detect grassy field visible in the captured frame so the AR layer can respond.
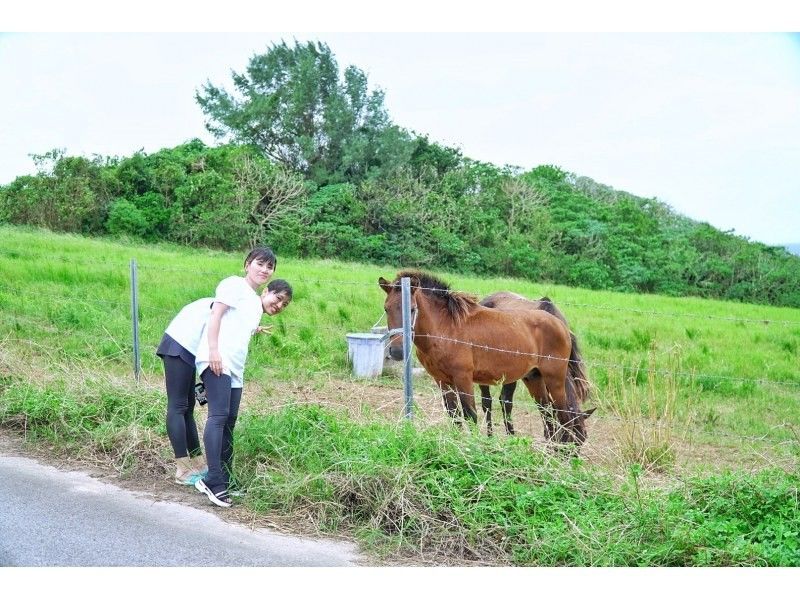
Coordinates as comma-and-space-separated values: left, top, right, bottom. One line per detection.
1, 224, 799, 564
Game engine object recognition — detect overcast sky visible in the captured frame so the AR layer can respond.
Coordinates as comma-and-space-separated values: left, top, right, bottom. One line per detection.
2, 21, 799, 245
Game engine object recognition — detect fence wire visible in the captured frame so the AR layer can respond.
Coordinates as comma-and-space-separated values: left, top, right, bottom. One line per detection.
4, 272, 800, 326
128, 266, 800, 326
2, 335, 798, 454
2, 297, 800, 392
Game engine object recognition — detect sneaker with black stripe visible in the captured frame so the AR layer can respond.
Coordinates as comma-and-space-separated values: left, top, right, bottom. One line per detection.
194, 477, 232, 508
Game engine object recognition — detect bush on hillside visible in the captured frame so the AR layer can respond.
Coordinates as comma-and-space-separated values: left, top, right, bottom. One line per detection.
2, 142, 799, 307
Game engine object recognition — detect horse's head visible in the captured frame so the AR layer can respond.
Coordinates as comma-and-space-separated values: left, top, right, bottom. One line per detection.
378, 274, 419, 361
557, 407, 596, 445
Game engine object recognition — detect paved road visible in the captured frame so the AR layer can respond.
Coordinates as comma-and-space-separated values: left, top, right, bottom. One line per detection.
0, 453, 361, 566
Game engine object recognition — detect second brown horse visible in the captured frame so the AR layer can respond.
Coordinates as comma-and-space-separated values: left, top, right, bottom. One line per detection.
478, 291, 593, 441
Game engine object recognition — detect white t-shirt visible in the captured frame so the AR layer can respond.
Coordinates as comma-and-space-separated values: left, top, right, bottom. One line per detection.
195, 276, 263, 388
163, 297, 214, 355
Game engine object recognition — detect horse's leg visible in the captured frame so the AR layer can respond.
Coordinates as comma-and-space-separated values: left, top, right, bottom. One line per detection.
499, 381, 516, 436
439, 381, 460, 426
453, 375, 478, 427
479, 385, 493, 436
522, 373, 556, 441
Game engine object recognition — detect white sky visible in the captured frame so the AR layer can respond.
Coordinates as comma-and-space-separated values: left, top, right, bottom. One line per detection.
2, 4, 800, 245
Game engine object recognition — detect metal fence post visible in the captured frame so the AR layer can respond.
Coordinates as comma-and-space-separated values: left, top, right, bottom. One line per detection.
401, 276, 413, 419
130, 258, 141, 383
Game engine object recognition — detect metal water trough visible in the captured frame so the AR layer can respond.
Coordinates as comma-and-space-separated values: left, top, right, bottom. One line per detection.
346, 332, 386, 378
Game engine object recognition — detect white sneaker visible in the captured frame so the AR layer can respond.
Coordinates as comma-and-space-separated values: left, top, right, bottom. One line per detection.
194, 478, 232, 508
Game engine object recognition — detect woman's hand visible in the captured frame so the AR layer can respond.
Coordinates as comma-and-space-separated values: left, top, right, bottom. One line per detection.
209, 348, 223, 376
255, 325, 273, 335
207, 302, 229, 376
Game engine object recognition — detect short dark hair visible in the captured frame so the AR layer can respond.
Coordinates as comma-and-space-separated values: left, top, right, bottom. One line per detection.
267, 279, 293, 300
245, 246, 276, 269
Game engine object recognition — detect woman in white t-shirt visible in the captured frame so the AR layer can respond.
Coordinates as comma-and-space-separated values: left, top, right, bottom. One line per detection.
157, 296, 217, 484
157, 247, 278, 487
193, 267, 293, 508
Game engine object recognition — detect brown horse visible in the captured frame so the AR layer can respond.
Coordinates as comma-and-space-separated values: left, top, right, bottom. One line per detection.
478, 292, 594, 440
379, 271, 591, 445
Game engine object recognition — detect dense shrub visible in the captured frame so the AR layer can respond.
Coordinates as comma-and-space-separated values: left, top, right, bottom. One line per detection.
105, 198, 149, 237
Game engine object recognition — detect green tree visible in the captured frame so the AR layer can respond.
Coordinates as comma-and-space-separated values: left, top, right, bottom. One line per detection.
196, 40, 412, 185
408, 135, 464, 182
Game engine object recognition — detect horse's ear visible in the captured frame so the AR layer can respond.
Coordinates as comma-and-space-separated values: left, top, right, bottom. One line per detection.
409, 276, 421, 295
378, 277, 392, 294
582, 407, 597, 419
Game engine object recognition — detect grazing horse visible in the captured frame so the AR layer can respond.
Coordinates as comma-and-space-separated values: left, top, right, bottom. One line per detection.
379, 271, 591, 445
478, 292, 594, 440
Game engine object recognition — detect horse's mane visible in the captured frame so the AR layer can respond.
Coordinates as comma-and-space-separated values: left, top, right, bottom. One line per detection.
394, 270, 478, 325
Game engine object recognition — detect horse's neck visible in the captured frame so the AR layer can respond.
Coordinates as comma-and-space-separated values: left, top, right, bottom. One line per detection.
414, 294, 471, 347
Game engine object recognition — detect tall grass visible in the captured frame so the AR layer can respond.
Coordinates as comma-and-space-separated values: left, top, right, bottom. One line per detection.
0, 371, 167, 473
3, 224, 799, 454
599, 349, 688, 471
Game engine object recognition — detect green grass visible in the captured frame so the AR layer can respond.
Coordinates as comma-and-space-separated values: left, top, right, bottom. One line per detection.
2, 224, 798, 439
1, 224, 800, 564
233, 404, 800, 565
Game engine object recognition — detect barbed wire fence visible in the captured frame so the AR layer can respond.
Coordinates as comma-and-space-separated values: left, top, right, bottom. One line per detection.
2, 330, 796, 446
2, 261, 800, 463
4, 266, 800, 326
2, 263, 799, 380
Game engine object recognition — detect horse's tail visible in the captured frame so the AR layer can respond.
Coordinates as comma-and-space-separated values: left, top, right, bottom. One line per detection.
539, 297, 592, 405
536, 296, 566, 324
567, 330, 592, 405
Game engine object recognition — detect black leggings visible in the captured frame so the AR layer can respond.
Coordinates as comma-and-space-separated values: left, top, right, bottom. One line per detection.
200, 368, 242, 492
162, 355, 201, 458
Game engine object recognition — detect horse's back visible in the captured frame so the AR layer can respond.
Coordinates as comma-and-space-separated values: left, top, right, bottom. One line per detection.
455, 306, 569, 385
481, 291, 568, 325
472, 305, 571, 355
480, 291, 529, 309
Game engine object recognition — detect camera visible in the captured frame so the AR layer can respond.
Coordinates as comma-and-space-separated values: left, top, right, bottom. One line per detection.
194, 382, 208, 406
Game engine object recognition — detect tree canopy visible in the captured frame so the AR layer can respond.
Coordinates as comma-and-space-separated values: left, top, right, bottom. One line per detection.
196, 40, 415, 186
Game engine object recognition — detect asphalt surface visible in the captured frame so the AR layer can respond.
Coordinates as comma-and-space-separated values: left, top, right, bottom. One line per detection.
0, 452, 361, 566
